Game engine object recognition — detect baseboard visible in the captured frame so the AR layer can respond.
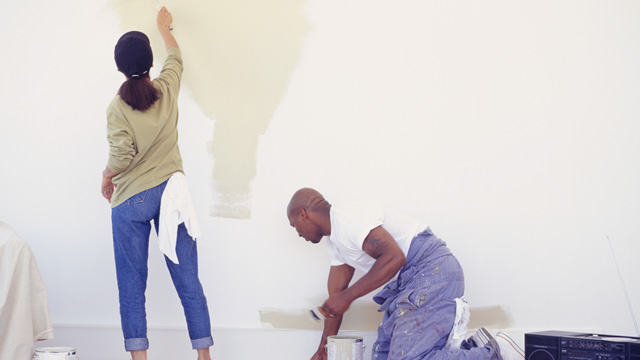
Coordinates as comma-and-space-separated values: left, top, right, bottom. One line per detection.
36, 324, 568, 359
35, 324, 378, 360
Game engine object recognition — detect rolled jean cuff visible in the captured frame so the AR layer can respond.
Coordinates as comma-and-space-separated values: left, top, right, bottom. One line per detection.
191, 336, 214, 350
124, 338, 149, 351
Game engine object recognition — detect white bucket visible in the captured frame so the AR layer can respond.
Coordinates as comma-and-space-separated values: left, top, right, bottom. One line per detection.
326, 335, 365, 360
33, 347, 77, 360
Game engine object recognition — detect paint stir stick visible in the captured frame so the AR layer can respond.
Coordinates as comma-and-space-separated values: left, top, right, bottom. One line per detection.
153, 0, 173, 31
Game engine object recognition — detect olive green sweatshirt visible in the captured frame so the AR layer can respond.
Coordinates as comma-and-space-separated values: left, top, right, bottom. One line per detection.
106, 47, 184, 208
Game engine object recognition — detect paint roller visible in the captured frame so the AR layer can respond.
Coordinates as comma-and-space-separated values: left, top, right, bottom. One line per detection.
153, 0, 173, 31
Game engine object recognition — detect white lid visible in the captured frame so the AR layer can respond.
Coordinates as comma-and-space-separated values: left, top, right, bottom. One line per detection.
34, 347, 76, 353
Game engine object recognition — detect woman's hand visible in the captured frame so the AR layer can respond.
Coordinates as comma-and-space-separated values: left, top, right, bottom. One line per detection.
101, 175, 115, 203
157, 6, 173, 32
157, 6, 178, 49
101, 166, 118, 203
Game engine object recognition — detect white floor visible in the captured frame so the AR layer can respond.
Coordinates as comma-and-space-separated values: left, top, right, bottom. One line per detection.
35, 325, 530, 360
35, 325, 378, 360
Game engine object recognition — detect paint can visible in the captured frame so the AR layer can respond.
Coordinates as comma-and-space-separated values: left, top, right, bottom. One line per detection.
33, 347, 77, 360
325, 335, 365, 360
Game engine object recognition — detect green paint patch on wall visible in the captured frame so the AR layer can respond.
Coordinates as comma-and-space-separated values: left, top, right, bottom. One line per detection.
259, 303, 385, 331
110, 0, 310, 219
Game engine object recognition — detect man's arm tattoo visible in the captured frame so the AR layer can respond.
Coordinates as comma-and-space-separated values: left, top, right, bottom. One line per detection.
367, 236, 389, 256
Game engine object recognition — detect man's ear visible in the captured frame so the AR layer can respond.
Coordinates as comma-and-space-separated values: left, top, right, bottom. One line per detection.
299, 208, 308, 221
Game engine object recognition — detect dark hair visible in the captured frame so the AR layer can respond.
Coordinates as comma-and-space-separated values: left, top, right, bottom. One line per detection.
118, 75, 160, 111
114, 31, 158, 111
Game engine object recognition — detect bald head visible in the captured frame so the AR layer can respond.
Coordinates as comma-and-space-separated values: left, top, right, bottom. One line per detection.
287, 187, 330, 218
287, 188, 332, 242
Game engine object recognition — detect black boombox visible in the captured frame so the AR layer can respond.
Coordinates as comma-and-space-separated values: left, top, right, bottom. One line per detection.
525, 331, 640, 360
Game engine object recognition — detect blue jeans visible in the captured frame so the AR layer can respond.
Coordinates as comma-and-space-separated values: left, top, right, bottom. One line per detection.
111, 180, 213, 351
372, 230, 497, 360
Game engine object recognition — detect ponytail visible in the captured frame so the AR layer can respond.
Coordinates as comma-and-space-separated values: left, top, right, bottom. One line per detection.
118, 75, 160, 111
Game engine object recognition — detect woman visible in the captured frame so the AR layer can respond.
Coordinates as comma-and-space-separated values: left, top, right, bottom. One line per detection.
101, 8, 212, 360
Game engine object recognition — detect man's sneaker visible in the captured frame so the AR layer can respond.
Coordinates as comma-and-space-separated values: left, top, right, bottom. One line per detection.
495, 332, 525, 360
471, 327, 494, 347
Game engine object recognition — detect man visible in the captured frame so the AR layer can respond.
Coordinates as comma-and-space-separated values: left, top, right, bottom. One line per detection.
286, 188, 523, 360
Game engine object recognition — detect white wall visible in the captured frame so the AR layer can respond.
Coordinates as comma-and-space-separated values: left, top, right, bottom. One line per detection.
1, 0, 639, 358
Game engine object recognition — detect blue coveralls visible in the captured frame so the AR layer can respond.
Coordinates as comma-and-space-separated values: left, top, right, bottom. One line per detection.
371, 229, 498, 360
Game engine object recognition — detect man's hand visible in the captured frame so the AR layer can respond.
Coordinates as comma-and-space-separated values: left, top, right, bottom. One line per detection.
310, 349, 327, 360
310, 265, 353, 360
320, 290, 353, 317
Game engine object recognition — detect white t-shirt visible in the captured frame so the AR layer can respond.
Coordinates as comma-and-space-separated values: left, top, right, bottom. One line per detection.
326, 202, 428, 274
